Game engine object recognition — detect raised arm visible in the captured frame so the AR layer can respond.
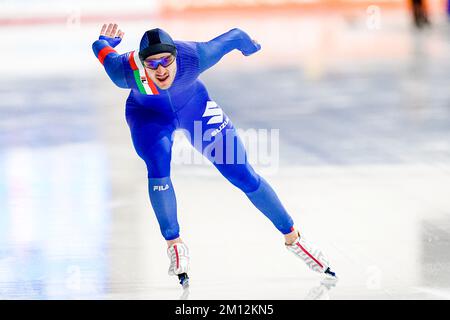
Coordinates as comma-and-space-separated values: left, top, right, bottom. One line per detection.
196, 28, 261, 73
92, 23, 129, 88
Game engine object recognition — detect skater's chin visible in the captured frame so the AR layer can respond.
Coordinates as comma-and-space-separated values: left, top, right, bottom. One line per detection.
156, 79, 173, 89
154, 73, 175, 89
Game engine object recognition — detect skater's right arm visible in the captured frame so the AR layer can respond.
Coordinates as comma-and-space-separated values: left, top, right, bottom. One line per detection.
92, 23, 130, 89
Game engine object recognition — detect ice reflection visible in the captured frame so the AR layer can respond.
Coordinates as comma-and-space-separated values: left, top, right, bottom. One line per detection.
304, 281, 337, 300
179, 287, 190, 300
0, 144, 110, 299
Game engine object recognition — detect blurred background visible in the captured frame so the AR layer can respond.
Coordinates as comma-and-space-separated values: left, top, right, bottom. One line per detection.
0, 0, 449, 299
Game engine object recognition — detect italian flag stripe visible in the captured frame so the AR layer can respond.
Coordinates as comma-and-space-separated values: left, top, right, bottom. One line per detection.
128, 51, 159, 95
145, 68, 159, 94
133, 70, 146, 94
128, 51, 138, 70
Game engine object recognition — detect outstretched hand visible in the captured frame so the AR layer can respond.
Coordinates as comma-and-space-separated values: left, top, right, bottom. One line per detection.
99, 23, 125, 48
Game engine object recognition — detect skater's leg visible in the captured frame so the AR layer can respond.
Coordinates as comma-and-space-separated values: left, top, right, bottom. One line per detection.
213, 134, 298, 243
178, 96, 336, 279
216, 129, 296, 236
178, 99, 295, 237
210, 129, 336, 278
126, 103, 181, 244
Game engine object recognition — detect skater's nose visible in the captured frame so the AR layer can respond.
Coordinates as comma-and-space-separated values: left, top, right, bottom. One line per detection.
156, 65, 166, 74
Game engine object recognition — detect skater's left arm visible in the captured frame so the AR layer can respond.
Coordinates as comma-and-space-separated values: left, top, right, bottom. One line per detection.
196, 28, 261, 73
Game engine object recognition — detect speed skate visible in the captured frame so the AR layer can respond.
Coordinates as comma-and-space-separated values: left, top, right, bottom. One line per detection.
167, 242, 190, 288
285, 232, 338, 285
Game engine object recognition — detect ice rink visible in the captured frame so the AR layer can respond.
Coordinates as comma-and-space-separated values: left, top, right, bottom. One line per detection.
1, 6, 450, 299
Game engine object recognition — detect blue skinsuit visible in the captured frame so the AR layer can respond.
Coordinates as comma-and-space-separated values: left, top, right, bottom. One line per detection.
93, 28, 294, 240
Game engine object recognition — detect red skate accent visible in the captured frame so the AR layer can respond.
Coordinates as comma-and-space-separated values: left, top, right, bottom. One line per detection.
296, 242, 324, 269
174, 245, 179, 269
97, 46, 116, 65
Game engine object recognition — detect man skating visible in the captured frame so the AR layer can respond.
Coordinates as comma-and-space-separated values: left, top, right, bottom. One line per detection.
92, 23, 337, 287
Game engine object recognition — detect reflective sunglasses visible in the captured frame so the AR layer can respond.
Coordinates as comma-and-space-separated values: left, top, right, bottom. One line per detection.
142, 55, 176, 70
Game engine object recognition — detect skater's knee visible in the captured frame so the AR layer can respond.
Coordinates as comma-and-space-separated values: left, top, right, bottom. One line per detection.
135, 138, 173, 178
238, 173, 260, 193
147, 165, 170, 179
222, 165, 260, 193
145, 159, 171, 178
243, 173, 261, 193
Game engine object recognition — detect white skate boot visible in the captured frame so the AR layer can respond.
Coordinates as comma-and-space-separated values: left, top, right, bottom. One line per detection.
285, 232, 338, 285
167, 242, 190, 288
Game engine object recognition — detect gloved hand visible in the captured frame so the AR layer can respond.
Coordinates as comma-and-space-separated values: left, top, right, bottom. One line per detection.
241, 38, 261, 56
98, 23, 125, 48
233, 28, 261, 56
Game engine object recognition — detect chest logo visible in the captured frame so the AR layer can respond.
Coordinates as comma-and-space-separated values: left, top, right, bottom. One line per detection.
202, 101, 223, 125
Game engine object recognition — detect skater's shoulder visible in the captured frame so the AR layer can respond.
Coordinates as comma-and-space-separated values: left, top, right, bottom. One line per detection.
174, 40, 200, 59
171, 41, 201, 82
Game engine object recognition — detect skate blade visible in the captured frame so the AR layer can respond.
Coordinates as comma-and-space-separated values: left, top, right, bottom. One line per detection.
178, 273, 190, 288
181, 279, 190, 289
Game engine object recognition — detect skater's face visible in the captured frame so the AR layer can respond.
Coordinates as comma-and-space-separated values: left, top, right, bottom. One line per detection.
143, 53, 177, 90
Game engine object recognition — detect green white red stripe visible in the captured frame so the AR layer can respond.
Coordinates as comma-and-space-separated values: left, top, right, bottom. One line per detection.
128, 50, 159, 95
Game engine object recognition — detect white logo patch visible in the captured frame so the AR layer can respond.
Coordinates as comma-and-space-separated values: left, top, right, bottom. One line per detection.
202, 101, 223, 125
153, 184, 169, 191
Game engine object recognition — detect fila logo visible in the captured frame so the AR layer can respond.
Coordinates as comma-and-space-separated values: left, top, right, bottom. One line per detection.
202, 101, 223, 125
141, 76, 147, 84
153, 184, 169, 191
